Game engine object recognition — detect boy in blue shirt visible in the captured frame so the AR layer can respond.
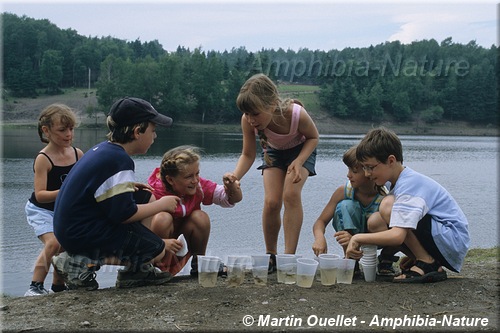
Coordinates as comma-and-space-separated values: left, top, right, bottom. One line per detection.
346, 127, 470, 283
52, 97, 180, 290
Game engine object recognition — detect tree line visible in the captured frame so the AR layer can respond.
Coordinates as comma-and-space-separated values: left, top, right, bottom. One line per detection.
2, 13, 498, 125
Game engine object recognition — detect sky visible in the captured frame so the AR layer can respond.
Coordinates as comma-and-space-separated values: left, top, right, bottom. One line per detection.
1, 1, 498, 52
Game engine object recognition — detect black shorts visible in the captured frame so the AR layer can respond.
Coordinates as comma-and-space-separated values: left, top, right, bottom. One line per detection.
415, 215, 456, 272
84, 190, 165, 267
257, 143, 317, 176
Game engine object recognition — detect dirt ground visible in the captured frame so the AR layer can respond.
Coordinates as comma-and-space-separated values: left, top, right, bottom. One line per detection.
1, 250, 498, 332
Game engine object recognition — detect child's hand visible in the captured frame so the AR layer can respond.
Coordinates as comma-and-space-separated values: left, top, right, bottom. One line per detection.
223, 172, 238, 183
334, 231, 352, 247
345, 235, 362, 260
223, 176, 240, 190
164, 238, 183, 254
286, 162, 302, 183
133, 182, 154, 192
312, 237, 327, 257
158, 196, 180, 213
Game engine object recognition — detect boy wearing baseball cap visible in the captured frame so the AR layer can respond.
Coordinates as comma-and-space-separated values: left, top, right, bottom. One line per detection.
53, 97, 179, 290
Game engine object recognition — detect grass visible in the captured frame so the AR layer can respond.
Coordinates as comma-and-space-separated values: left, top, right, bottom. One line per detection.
465, 247, 499, 263
277, 84, 323, 112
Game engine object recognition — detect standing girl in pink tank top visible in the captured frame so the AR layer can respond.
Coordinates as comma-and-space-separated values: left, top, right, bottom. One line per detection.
224, 73, 319, 272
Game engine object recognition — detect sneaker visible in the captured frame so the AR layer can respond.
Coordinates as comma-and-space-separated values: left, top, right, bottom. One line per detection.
116, 263, 172, 288
52, 252, 100, 291
24, 282, 49, 296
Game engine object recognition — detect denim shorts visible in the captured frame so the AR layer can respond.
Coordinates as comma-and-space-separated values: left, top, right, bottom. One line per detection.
257, 143, 317, 176
25, 201, 54, 237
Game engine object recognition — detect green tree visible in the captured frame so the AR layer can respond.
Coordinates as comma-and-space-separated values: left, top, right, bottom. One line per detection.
40, 49, 63, 94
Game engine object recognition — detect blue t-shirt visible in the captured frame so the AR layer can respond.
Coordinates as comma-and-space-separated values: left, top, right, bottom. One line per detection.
389, 167, 470, 272
53, 141, 139, 254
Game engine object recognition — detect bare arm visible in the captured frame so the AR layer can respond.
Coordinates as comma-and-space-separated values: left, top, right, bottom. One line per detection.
230, 115, 257, 181
345, 227, 408, 260
312, 186, 344, 255
288, 107, 319, 183
124, 195, 180, 223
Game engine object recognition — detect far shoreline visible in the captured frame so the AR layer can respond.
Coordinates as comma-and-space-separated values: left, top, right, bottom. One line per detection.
2, 118, 499, 137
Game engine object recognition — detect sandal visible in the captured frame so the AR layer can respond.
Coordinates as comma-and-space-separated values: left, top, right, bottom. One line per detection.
399, 256, 416, 271
267, 253, 277, 274
377, 254, 399, 276
393, 260, 447, 283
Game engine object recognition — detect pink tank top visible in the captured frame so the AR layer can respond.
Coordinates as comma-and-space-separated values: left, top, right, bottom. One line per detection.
263, 103, 306, 150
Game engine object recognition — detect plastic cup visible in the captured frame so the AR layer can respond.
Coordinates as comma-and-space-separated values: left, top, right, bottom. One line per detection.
175, 234, 188, 257
296, 258, 318, 288
226, 256, 246, 287
198, 256, 221, 287
362, 263, 377, 282
251, 255, 270, 286
276, 254, 297, 284
319, 254, 341, 286
336, 258, 356, 284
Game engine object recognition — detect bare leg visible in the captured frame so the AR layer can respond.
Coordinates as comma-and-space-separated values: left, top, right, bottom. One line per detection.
178, 209, 210, 256
282, 167, 309, 254
262, 168, 285, 255
32, 233, 64, 286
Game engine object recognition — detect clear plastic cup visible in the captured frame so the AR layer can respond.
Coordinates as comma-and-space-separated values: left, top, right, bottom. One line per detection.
226, 256, 247, 287
336, 258, 356, 284
276, 254, 297, 284
198, 256, 221, 287
251, 255, 270, 286
319, 254, 341, 286
296, 258, 318, 288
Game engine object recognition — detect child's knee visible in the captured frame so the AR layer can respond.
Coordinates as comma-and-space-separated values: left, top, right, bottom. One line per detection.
188, 210, 211, 231
379, 195, 394, 222
152, 212, 174, 229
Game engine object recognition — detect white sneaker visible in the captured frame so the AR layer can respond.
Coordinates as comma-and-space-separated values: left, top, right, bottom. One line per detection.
24, 283, 49, 296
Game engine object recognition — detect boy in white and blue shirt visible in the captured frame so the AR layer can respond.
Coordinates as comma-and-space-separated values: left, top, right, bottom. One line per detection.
346, 127, 470, 283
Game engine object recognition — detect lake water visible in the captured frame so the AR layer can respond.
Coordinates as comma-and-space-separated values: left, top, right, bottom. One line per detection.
1, 127, 498, 297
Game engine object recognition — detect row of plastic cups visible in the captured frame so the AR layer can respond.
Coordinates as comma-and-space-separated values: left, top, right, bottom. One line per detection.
276, 254, 357, 287
199, 253, 363, 288
226, 254, 271, 287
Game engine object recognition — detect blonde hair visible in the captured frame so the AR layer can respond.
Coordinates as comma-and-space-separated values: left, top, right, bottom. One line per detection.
342, 146, 361, 169
160, 145, 201, 193
236, 73, 303, 164
37, 104, 78, 144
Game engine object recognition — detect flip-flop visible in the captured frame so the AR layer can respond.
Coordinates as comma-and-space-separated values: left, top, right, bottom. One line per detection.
393, 260, 447, 283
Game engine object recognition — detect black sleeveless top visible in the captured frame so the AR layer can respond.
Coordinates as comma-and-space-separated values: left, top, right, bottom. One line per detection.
29, 147, 79, 211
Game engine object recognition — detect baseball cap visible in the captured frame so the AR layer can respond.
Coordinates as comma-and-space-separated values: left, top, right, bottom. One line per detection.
108, 97, 173, 127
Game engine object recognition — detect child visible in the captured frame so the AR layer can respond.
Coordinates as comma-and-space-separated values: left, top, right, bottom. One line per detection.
312, 146, 387, 257
24, 104, 84, 296
224, 73, 319, 272
52, 97, 180, 290
346, 127, 470, 283
147, 145, 242, 276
